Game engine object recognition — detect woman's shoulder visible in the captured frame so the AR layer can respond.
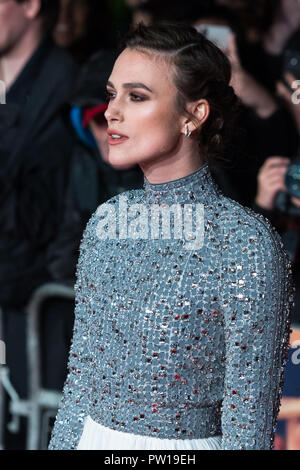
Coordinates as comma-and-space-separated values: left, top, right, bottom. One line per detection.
218, 194, 295, 328
218, 194, 286, 257
80, 188, 144, 240
93, 188, 144, 219
96, 188, 144, 209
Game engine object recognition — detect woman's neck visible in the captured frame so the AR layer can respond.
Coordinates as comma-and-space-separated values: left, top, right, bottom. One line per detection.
139, 141, 205, 185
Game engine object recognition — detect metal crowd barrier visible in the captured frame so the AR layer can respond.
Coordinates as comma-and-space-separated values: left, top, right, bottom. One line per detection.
0, 305, 4, 450
0, 283, 74, 450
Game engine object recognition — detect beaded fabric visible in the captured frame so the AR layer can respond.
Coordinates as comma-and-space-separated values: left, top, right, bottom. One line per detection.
49, 163, 295, 450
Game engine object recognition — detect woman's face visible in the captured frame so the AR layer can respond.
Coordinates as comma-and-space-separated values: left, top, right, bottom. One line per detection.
104, 48, 185, 171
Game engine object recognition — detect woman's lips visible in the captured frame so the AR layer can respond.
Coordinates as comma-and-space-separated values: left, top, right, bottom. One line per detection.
108, 136, 129, 145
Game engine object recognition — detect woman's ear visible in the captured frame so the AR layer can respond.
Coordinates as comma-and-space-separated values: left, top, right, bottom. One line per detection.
183, 99, 210, 134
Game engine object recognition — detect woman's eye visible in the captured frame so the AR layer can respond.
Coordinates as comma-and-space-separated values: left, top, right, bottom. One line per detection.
105, 91, 146, 102
130, 93, 145, 102
106, 91, 115, 100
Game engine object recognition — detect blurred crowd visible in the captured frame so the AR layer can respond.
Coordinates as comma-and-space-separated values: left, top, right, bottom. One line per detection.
0, 0, 300, 450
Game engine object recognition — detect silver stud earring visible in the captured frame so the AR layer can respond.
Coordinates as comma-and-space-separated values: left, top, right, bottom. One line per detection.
184, 124, 191, 137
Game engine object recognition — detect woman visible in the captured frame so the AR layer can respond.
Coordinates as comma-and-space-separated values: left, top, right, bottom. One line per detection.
49, 22, 295, 450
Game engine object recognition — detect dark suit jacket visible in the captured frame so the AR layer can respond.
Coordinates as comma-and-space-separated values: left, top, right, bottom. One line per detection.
0, 35, 77, 307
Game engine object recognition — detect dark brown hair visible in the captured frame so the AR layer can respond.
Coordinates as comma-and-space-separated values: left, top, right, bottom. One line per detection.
120, 22, 242, 169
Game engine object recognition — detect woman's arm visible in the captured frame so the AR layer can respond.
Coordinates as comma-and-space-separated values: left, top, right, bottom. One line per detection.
48, 219, 94, 450
219, 210, 295, 450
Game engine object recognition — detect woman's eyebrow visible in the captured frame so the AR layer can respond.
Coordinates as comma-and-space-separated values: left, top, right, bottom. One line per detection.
107, 80, 153, 93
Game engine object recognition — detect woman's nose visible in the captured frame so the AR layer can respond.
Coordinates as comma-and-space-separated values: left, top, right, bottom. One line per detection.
104, 98, 124, 123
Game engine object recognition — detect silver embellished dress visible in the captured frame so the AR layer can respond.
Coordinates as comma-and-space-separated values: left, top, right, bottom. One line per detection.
49, 163, 295, 450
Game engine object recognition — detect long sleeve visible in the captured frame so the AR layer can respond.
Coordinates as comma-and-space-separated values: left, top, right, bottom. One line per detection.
48, 221, 93, 450
219, 210, 295, 450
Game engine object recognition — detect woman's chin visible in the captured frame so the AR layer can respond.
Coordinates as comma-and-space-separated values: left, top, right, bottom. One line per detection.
107, 156, 136, 171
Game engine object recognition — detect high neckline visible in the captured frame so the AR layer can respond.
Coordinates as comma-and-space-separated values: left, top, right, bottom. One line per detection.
143, 162, 222, 205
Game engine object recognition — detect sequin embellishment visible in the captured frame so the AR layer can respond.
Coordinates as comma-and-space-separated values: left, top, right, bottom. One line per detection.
49, 163, 295, 450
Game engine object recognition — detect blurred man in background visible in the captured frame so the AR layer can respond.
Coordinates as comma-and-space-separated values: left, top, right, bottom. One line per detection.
0, 0, 77, 448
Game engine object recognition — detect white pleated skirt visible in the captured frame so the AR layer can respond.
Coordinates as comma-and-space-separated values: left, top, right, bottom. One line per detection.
77, 415, 222, 450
